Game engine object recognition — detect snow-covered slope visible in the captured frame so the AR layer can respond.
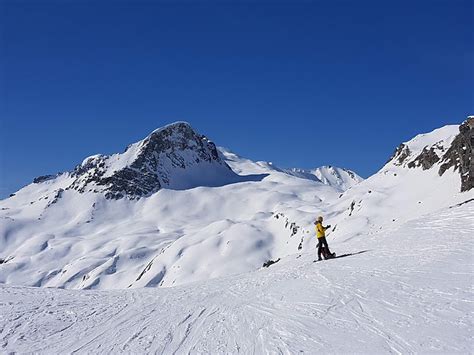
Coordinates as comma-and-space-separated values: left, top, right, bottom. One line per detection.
0, 119, 472, 292
219, 147, 363, 191
328, 121, 474, 242
1, 200, 472, 353
311, 165, 363, 191
0, 125, 338, 290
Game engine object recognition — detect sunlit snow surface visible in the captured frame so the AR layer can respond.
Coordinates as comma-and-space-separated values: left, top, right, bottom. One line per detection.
0, 122, 473, 352
1, 202, 472, 353
1, 124, 471, 291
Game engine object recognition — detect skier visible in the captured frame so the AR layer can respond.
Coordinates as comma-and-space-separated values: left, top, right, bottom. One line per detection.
315, 216, 334, 261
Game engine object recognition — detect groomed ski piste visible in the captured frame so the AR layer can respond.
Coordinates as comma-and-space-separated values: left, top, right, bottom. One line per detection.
1, 201, 472, 353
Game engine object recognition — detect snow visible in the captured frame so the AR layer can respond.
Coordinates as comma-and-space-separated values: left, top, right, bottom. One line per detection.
403, 125, 458, 153
0, 170, 339, 289
154, 150, 239, 191
0, 201, 472, 353
312, 165, 363, 191
330, 156, 470, 242
1, 123, 472, 292
388, 125, 459, 172
100, 122, 197, 179
100, 123, 199, 180
219, 147, 363, 191
0, 121, 473, 352
80, 154, 105, 167
73, 122, 242, 195
149, 121, 193, 135
101, 142, 142, 178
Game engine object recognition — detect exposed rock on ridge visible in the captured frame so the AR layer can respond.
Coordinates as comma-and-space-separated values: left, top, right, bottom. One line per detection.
439, 117, 474, 192
387, 117, 474, 192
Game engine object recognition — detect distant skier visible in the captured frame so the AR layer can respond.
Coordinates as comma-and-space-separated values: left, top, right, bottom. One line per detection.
315, 216, 335, 261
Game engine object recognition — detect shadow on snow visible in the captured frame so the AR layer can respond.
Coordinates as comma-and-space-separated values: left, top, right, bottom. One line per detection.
332, 250, 371, 259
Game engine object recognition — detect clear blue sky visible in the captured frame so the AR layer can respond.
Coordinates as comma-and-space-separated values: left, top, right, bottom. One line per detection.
1, 0, 472, 198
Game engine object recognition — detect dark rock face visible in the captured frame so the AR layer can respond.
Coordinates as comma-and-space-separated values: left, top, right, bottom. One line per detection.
386, 117, 473, 193
407, 146, 441, 170
46, 189, 64, 208
67, 122, 233, 200
345, 169, 356, 179
262, 258, 280, 268
389, 144, 411, 166
101, 168, 161, 200
33, 175, 56, 184
69, 156, 163, 200
439, 118, 474, 192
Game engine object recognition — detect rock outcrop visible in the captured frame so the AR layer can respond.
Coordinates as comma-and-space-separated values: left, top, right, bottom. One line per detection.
407, 145, 442, 170
386, 117, 473, 192
389, 144, 411, 166
439, 117, 474, 192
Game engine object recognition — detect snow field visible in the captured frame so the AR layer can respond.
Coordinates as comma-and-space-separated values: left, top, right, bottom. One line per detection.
1, 201, 472, 353
1, 124, 472, 291
0, 121, 473, 353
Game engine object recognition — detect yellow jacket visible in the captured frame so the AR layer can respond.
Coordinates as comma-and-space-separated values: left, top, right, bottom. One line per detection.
316, 222, 326, 238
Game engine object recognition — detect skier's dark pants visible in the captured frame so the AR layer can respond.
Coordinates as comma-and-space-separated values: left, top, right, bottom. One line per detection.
317, 237, 329, 259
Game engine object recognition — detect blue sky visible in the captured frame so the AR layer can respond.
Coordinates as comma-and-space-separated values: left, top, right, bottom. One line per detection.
1, 0, 472, 198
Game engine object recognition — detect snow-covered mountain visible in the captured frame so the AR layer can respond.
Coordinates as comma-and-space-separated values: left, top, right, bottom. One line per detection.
328, 119, 474, 241
0, 123, 335, 289
33, 122, 243, 200
312, 166, 363, 191
219, 147, 362, 191
1, 117, 473, 353
0, 118, 473, 291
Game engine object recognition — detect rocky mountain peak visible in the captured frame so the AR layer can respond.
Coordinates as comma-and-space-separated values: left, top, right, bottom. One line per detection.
134, 122, 221, 169
62, 122, 236, 199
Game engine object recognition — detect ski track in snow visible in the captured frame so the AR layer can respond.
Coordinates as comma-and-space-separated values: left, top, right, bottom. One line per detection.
1, 203, 473, 354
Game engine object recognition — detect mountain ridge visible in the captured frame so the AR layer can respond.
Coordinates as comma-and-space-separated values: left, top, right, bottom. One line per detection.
218, 147, 363, 191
